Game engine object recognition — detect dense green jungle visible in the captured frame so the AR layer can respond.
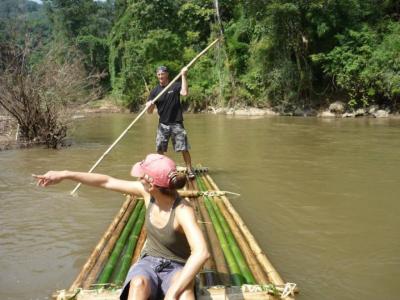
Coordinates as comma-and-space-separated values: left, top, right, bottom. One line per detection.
0, 0, 399, 147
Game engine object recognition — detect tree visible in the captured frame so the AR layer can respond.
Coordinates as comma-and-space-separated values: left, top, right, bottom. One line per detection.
108, 0, 183, 107
312, 21, 400, 108
0, 40, 101, 148
43, 0, 114, 88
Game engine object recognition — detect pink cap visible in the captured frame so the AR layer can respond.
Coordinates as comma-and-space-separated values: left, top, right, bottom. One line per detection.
131, 154, 176, 188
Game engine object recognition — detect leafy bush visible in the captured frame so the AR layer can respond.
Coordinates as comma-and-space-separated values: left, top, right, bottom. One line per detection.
312, 21, 400, 108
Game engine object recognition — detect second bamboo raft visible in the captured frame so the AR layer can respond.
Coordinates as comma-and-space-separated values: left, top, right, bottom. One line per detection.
53, 168, 297, 300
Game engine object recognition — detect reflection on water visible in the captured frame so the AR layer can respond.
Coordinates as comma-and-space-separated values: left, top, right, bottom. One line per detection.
1, 113, 400, 300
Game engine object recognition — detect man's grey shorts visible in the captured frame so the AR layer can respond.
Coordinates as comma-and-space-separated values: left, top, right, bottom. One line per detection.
120, 255, 184, 300
156, 122, 190, 152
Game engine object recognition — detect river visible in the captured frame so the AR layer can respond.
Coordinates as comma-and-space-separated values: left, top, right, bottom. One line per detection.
1, 113, 399, 300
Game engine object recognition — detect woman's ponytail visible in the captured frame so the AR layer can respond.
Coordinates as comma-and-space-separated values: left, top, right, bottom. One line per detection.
168, 173, 187, 189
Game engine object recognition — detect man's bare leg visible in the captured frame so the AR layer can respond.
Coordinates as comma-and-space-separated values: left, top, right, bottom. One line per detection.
182, 150, 195, 179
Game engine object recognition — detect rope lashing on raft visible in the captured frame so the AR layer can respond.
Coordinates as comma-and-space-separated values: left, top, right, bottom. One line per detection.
281, 282, 297, 298
177, 166, 209, 173
55, 288, 81, 300
178, 190, 241, 198
241, 282, 297, 298
89, 283, 120, 289
200, 190, 241, 197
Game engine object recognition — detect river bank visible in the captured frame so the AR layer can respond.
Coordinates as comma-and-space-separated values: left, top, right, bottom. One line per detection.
1, 99, 398, 151
81, 98, 399, 119
206, 101, 399, 119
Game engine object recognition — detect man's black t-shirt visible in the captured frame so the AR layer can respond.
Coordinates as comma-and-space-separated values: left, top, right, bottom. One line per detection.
148, 82, 183, 124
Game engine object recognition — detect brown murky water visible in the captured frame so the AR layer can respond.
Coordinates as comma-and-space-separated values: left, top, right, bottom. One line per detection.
1, 113, 399, 300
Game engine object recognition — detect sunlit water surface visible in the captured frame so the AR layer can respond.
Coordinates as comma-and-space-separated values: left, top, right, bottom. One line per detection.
1, 113, 399, 300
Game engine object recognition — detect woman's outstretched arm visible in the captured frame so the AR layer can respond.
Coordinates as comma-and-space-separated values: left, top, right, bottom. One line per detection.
33, 171, 146, 197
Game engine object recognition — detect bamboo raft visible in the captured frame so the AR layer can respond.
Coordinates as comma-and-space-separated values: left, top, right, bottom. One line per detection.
53, 168, 297, 300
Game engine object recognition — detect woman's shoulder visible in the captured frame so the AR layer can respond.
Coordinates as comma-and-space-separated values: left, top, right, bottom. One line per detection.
175, 197, 195, 218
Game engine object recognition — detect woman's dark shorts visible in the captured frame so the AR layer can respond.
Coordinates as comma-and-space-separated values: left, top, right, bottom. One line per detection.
156, 122, 190, 153
120, 255, 185, 300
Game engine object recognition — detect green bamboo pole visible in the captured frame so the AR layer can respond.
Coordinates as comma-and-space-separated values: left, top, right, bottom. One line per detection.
70, 196, 132, 290
83, 197, 138, 289
189, 178, 230, 286
203, 175, 289, 287
195, 177, 244, 286
202, 176, 269, 284
198, 174, 257, 284
186, 179, 219, 287
113, 204, 146, 286
200, 175, 260, 284
197, 175, 256, 284
203, 175, 297, 300
97, 200, 144, 285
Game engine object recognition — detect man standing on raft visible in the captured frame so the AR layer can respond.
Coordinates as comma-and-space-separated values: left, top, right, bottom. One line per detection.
146, 66, 196, 179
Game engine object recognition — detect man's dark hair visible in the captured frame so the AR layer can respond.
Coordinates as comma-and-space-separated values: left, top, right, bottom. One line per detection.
156, 66, 168, 73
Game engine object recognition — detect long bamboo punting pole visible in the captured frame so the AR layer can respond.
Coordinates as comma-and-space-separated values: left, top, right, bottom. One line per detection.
204, 174, 288, 288
97, 200, 144, 285
190, 178, 230, 286
82, 197, 138, 289
69, 197, 132, 290
70, 38, 220, 195
113, 205, 146, 286
197, 176, 255, 285
200, 174, 270, 285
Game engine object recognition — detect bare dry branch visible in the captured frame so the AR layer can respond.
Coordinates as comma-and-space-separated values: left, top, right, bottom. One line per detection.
0, 40, 102, 148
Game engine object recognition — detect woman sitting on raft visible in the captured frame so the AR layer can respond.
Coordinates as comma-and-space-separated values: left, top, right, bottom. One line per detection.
34, 153, 210, 300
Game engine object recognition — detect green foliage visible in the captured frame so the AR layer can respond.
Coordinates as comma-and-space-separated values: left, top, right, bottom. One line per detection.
0, 0, 51, 47
76, 35, 109, 85
312, 21, 400, 108
43, 0, 97, 39
2, 0, 399, 111
43, 0, 114, 89
109, 0, 193, 107
236, 1, 307, 108
184, 46, 220, 109
109, 26, 183, 107
178, 1, 214, 44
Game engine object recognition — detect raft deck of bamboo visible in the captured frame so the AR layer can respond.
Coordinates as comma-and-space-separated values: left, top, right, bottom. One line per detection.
53, 168, 296, 300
